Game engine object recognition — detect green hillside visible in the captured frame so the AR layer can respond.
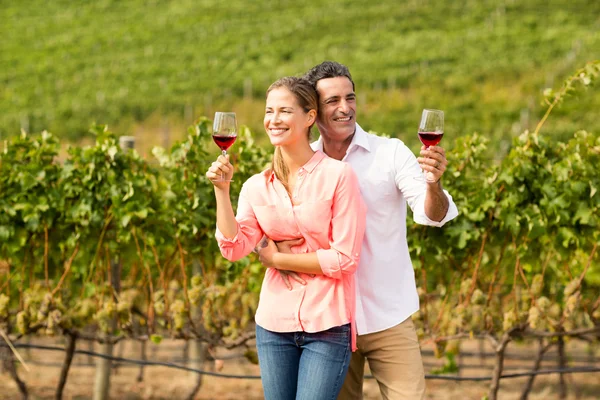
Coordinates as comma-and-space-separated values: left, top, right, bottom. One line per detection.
1, 0, 599, 151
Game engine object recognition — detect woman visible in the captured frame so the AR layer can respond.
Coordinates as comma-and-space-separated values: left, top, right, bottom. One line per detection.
206, 76, 366, 400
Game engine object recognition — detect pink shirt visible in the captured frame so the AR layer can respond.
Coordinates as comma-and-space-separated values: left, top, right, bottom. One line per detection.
216, 151, 366, 350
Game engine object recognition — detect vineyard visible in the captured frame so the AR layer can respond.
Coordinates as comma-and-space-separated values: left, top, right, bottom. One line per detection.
1, 51, 600, 399
1, 0, 600, 151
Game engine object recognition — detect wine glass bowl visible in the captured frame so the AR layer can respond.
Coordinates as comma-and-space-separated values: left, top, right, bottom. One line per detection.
212, 112, 237, 182
417, 131, 444, 147
418, 109, 444, 147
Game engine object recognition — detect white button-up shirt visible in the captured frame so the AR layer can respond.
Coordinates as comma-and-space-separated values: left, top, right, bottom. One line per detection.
312, 123, 459, 335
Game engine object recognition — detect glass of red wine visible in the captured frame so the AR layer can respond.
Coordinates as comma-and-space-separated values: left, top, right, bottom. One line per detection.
212, 112, 237, 182
416, 109, 444, 183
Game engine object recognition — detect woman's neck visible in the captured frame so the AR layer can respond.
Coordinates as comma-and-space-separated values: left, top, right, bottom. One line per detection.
280, 141, 315, 176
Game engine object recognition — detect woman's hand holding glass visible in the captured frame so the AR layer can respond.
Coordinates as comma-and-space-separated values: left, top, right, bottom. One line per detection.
206, 154, 234, 189
211, 112, 237, 182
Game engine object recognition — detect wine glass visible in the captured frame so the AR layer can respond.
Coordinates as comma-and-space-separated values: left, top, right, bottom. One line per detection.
416, 109, 444, 183
212, 112, 237, 182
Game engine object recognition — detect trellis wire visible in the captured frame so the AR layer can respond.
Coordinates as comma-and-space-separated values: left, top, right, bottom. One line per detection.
2, 343, 599, 382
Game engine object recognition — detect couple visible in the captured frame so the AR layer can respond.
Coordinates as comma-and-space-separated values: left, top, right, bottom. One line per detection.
206, 61, 458, 400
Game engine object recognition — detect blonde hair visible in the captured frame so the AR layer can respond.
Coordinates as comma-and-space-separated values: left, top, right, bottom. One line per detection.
266, 77, 318, 192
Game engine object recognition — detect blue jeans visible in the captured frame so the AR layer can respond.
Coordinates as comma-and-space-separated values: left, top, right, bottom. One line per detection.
255, 324, 351, 400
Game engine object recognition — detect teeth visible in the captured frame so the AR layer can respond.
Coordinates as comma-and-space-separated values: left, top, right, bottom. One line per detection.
269, 128, 287, 134
335, 117, 351, 122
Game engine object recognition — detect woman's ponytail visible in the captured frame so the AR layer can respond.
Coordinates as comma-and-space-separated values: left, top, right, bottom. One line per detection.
272, 146, 290, 192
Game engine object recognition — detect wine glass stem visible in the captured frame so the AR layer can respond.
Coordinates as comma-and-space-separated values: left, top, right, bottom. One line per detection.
221, 150, 227, 180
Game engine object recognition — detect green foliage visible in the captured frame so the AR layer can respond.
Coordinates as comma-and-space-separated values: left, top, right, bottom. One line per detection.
0, 131, 61, 254
1, 0, 599, 151
0, 118, 268, 344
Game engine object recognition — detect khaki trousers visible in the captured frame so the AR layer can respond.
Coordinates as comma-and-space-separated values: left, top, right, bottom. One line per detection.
338, 318, 425, 400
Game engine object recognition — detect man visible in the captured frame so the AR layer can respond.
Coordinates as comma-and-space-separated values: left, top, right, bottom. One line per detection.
260, 61, 458, 399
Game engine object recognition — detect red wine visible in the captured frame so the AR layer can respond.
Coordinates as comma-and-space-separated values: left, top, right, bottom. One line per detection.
418, 131, 443, 147
212, 135, 237, 151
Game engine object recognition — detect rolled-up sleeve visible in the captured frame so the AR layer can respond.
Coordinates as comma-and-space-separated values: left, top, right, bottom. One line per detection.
412, 191, 458, 226
316, 163, 366, 279
215, 183, 263, 261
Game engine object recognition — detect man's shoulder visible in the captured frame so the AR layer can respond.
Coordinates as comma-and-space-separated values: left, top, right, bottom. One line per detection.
365, 130, 402, 144
318, 153, 351, 172
310, 139, 320, 151
360, 129, 408, 153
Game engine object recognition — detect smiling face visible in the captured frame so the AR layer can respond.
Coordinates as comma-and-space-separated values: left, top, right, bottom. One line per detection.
264, 87, 316, 148
315, 76, 357, 142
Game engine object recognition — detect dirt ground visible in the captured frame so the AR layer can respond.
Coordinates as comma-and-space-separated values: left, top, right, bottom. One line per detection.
1, 337, 598, 399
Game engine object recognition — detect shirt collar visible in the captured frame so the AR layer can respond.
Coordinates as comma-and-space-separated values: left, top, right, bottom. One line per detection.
303, 150, 326, 173
312, 123, 371, 154
266, 150, 326, 182
352, 123, 371, 152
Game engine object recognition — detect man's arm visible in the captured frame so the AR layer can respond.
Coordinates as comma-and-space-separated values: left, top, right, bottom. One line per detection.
418, 145, 450, 222
425, 180, 450, 222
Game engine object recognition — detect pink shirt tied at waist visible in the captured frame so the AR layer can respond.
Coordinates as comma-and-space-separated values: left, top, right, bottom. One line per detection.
215, 151, 366, 351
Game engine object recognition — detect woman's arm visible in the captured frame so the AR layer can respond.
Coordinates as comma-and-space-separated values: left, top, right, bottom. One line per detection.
207, 155, 263, 261
207, 154, 238, 238
214, 185, 237, 239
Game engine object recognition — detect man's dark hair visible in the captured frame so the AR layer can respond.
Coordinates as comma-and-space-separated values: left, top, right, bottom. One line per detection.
303, 61, 355, 92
